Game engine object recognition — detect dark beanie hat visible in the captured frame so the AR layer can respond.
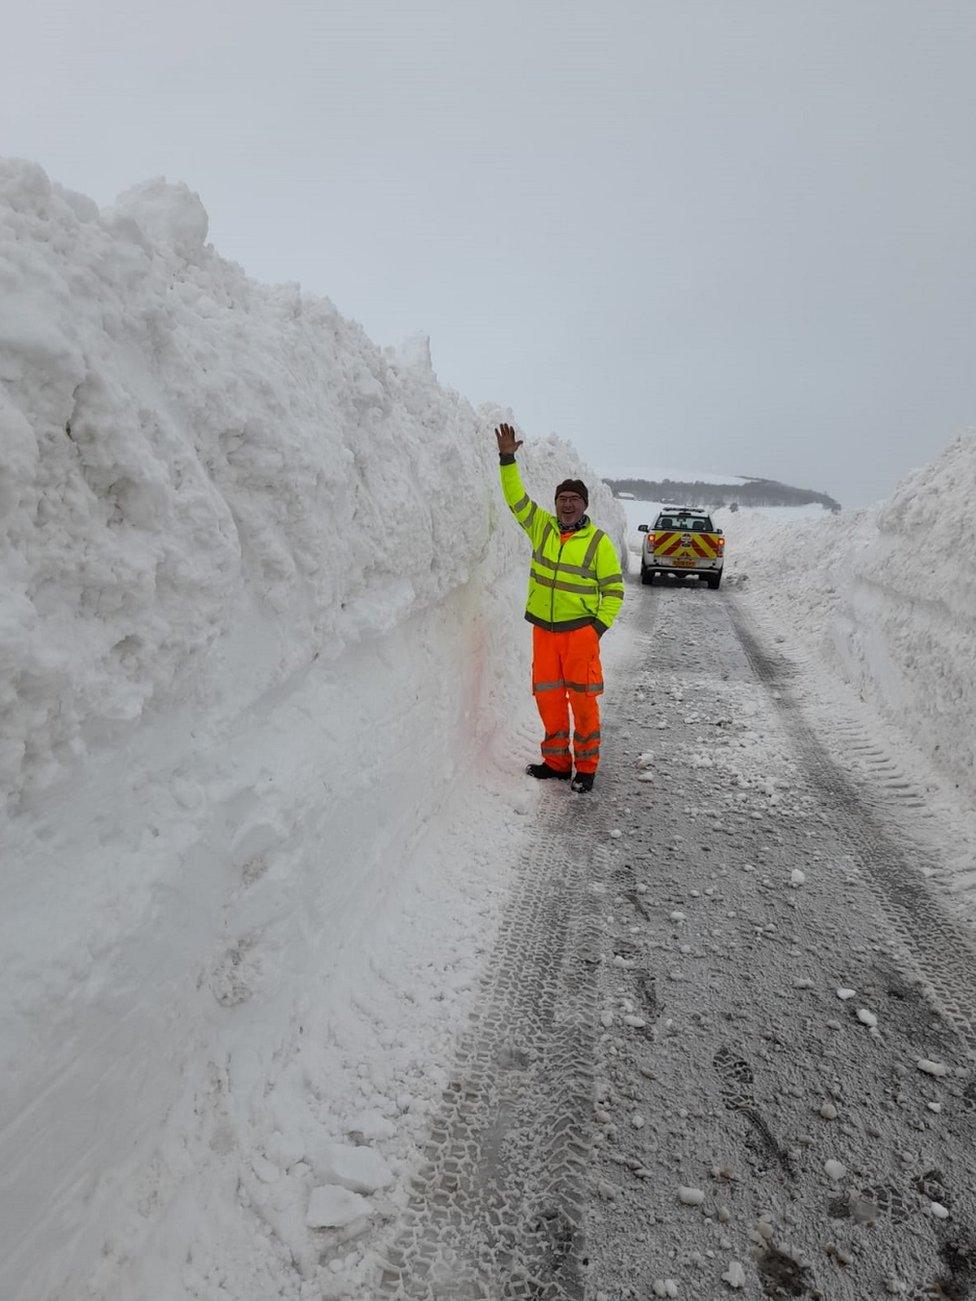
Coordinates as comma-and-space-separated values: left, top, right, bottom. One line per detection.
554, 478, 588, 506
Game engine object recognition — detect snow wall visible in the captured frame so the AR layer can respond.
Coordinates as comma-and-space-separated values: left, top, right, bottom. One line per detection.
0, 158, 625, 1299
722, 433, 976, 797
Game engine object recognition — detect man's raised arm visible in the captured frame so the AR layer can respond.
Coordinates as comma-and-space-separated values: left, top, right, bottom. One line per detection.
495, 424, 546, 543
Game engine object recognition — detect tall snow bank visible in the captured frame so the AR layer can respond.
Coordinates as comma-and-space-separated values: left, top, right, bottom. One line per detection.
0, 157, 624, 805
0, 158, 625, 1300
723, 434, 976, 794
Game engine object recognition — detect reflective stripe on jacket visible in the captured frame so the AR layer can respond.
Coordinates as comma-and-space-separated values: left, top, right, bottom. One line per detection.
500, 460, 624, 634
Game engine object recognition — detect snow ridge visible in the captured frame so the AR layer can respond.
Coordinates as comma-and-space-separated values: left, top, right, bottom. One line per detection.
0, 157, 623, 805
0, 157, 625, 1300
724, 432, 976, 795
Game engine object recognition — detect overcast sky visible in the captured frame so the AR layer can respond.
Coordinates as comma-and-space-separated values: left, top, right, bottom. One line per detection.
5, 0, 974, 505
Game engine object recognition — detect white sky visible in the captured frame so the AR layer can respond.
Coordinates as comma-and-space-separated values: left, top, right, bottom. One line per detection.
5, 0, 974, 506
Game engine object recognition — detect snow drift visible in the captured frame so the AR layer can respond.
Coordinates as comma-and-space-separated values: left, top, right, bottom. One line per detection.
723, 433, 976, 796
0, 158, 624, 1299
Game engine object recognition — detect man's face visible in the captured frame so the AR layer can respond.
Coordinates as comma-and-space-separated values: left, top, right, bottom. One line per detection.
555, 491, 586, 529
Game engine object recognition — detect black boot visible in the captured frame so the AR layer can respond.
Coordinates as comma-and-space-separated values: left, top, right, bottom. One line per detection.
571, 772, 595, 793
525, 762, 572, 780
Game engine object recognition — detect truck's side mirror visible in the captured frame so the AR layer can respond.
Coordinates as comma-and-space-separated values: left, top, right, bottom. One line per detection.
638, 524, 649, 532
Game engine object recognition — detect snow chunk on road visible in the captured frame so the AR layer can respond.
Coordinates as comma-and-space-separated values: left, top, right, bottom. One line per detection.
722, 1260, 746, 1289
677, 1185, 705, 1206
857, 1008, 878, 1027
345, 1111, 397, 1142
306, 1185, 372, 1229
824, 1159, 847, 1180
917, 1058, 949, 1077
316, 1143, 393, 1194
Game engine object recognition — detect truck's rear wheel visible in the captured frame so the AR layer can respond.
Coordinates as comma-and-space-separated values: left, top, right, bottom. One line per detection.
706, 571, 722, 590
641, 565, 654, 586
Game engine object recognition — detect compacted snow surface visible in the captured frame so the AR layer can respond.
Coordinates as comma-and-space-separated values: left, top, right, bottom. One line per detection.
0, 158, 624, 1300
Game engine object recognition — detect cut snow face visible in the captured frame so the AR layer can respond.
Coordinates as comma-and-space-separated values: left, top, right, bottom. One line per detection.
722, 433, 976, 799
0, 157, 625, 1300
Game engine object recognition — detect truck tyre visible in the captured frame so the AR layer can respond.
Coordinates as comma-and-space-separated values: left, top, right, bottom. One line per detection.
707, 571, 722, 590
641, 565, 654, 586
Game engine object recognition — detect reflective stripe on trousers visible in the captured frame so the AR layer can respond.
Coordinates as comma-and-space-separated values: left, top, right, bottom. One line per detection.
531, 625, 603, 774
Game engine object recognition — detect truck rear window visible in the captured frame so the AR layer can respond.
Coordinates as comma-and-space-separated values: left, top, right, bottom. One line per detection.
655, 515, 713, 532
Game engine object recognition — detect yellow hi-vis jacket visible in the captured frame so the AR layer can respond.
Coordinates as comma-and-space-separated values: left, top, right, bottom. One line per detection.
500, 457, 624, 635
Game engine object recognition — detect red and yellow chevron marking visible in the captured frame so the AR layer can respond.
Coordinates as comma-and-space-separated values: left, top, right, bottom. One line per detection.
652, 531, 724, 560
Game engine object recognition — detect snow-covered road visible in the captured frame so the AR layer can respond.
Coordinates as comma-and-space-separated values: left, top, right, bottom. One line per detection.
5, 160, 976, 1300
369, 576, 976, 1301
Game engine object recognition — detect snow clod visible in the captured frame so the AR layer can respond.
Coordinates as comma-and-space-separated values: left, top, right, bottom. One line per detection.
917, 1058, 949, 1077
306, 1185, 372, 1229
678, 1185, 706, 1206
722, 1260, 746, 1289
316, 1143, 393, 1194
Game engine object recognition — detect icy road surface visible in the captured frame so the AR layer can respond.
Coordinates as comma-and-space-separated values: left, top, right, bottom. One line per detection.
371, 577, 976, 1301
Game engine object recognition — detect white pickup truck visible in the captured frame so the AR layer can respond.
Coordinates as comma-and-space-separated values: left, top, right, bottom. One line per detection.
638, 507, 725, 589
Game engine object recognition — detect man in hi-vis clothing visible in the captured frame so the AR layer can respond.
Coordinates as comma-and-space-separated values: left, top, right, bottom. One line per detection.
495, 423, 624, 793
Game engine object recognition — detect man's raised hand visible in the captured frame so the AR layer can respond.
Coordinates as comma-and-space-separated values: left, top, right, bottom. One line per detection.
495, 423, 524, 456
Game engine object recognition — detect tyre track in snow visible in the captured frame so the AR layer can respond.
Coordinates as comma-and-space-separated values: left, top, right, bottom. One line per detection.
376, 779, 612, 1298
728, 603, 976, 1059
584, 578, 976, 1301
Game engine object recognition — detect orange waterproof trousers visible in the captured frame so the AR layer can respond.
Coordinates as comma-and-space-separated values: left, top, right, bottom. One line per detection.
532, 625, 604, 775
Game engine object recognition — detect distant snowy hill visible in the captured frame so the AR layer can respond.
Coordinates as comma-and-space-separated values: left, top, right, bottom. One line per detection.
601, 465, 841, 512
603, 464, 836, 562
600, 465, 750, 487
